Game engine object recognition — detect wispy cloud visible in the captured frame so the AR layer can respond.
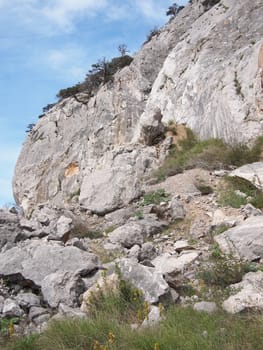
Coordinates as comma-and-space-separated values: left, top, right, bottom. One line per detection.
41, 0, 108, 31
43, 46, 88, 81
133, 0, 167, 21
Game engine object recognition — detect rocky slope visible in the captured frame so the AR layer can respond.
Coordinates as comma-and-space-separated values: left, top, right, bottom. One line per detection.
13, 0, 263, 217
2, 165, 263, 334
3, 0, 263, 336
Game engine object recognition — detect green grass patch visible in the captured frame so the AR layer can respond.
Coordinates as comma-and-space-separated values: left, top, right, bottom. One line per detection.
5, 307, 263, 350
218, 176, 263, 209
154, 130, 263, 182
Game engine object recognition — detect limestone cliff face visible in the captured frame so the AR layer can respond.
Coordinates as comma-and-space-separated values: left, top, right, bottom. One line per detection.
13, 0, 263, 216
138, 0, 263, 143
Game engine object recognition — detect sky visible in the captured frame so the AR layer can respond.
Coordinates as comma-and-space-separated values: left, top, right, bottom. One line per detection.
0, 0, 188, 207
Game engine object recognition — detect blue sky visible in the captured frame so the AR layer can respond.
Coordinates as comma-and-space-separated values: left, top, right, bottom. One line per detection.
0, 0, 187, 206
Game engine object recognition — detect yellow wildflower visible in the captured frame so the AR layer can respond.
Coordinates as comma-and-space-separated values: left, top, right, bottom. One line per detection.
108, 331, 115, 344
8, 323, 14, 337
154, 342, 160, 350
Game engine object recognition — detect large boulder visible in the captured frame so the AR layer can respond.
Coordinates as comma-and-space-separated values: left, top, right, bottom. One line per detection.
214, 216, 263, 261
0, 240, 99, 307
222, 271, 263, 313
230, 162, 263, 190
79, 148, 157, 214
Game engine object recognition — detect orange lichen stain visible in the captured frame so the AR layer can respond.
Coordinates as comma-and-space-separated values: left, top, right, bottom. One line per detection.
64, 162, 79, 177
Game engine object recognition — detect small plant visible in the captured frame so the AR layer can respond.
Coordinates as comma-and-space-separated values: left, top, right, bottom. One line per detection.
198, 255, 248, 288
142, 189, 170, 206
134, 210, 144, 220
79, 230, 104, 239
144, 27, 160, 44
211, 242, 222, 259
104, 225, 116, 234
234, 71, 244, 98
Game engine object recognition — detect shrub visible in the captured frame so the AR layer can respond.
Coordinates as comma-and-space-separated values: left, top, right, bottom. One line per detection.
144, 27, 161, 44
56, 55, 133, 100
198, 255, 248, 288
142, 189, 170, 205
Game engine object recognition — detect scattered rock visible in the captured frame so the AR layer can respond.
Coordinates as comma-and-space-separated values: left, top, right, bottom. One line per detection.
174, 240, 192, 252
2, 298, 24, 317
15, 292, 41, 311
138, 242, 157, 261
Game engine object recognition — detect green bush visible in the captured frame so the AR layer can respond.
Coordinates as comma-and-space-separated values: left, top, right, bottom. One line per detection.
142, 189, 170, 205
56, 55, 133, 100
198, 255, 248, 288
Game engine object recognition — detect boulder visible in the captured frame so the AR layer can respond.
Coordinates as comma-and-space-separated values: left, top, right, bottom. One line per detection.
0, 209, 22, 250
48, 215, 73, 241
79, 148, 157, 214
15, 292, 41, 311
118, 258, 169, 304
41, 272, 85, 308
222, 271, 263, 313
167, 197, 186, 220
230, 163, 263, 190
108, 223, 144, 249
174, 240, 192, 252
108, 215, 167, 248
214, 216, 263, 261
28, 306, 50, 324
138, 242, 157, 262
0, 240, 99, 307
2, 298, 23, 317
152, 252, 200, 275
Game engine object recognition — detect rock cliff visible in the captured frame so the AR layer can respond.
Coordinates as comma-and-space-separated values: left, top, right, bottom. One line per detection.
13, 0, 263, 217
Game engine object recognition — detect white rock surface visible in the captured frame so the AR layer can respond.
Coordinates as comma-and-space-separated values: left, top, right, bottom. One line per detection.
118, 258, 169, 303
222, 271, 263, 313
230, 162, 263, 189
214, 216, 263, 261
152, 252, 200, 275
13, 0, 263, 216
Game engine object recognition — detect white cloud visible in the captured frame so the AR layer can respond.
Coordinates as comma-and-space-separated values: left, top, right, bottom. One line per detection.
41, 0, 108, 31
43, 46, 88, 81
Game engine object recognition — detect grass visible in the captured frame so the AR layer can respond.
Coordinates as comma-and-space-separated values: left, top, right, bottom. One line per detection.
5, 307, 263, 350
218, 176, 263, 209
154, 128, 263, 182
4, 268, 263, 350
